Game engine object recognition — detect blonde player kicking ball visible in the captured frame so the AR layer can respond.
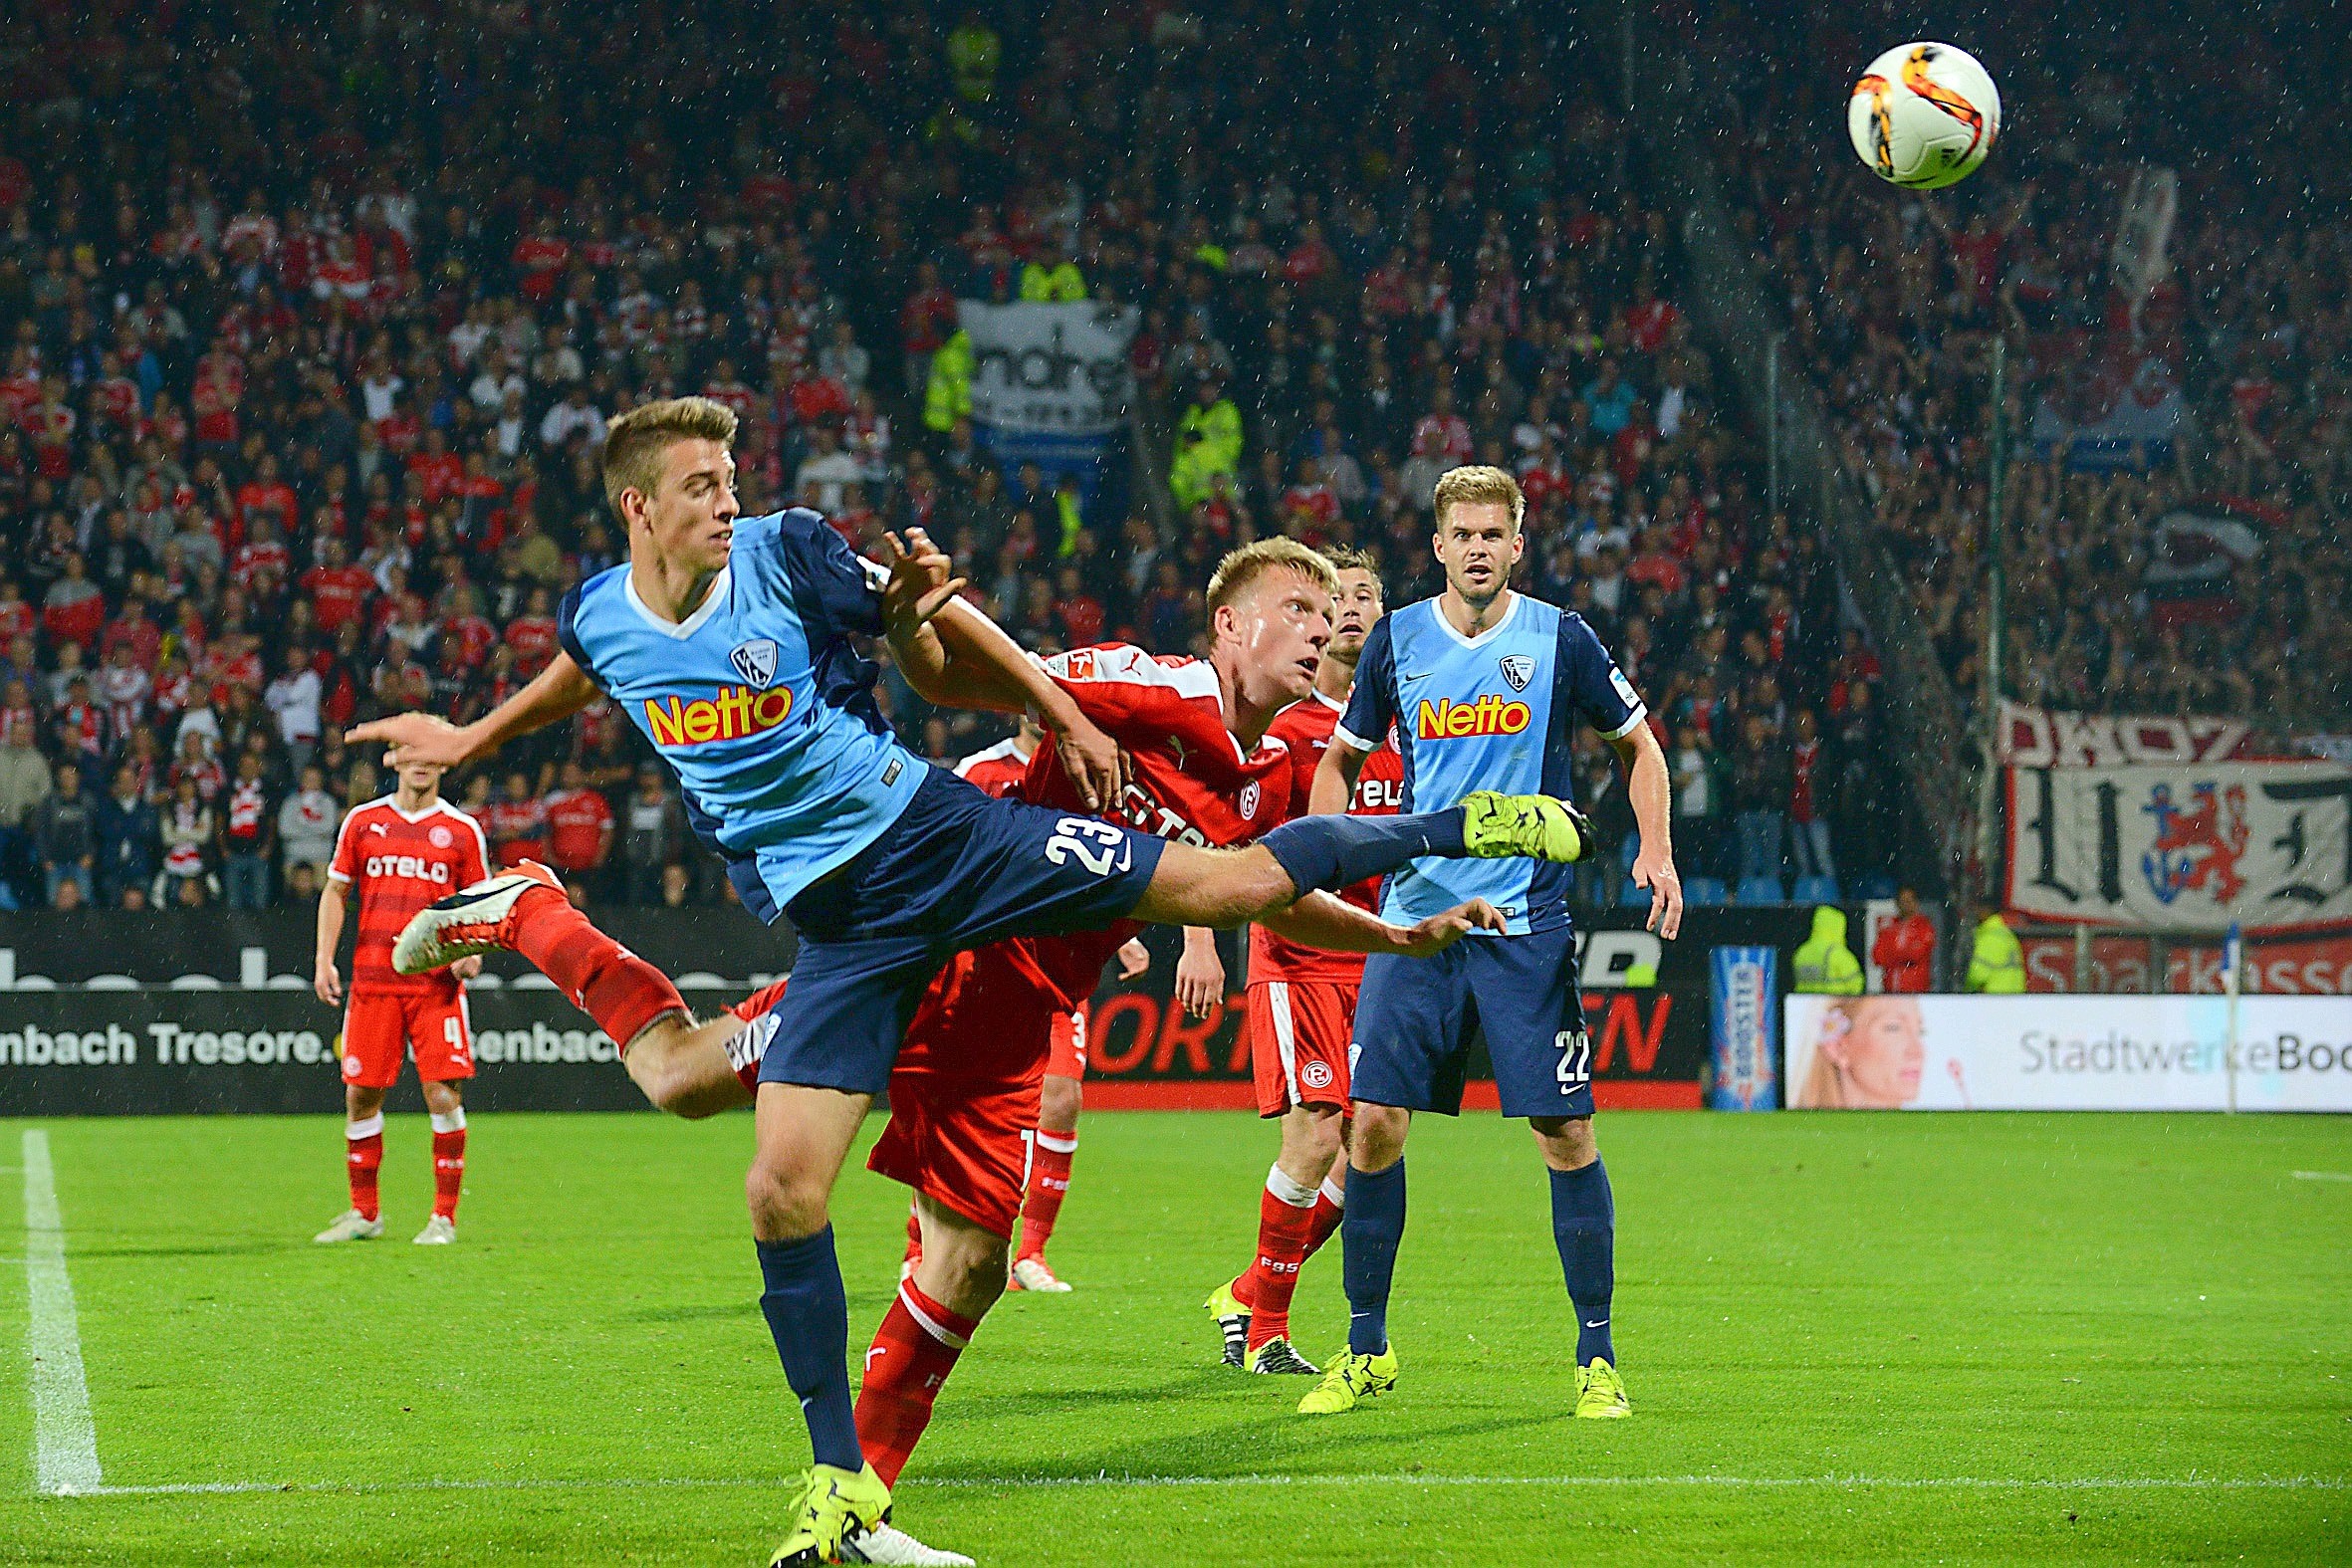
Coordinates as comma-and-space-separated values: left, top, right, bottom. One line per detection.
1297, 466, 1683, 1424
357, 399, 1589, 1568
1205, 547, 1404, 1376
310, 756, 488, 1245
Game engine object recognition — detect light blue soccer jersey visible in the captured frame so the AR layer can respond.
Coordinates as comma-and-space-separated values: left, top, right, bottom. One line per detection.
1337, 592, 1646, 934
557, 509, 927, 921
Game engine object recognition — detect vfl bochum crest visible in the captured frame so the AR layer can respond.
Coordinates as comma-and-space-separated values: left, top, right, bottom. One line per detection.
1498, 654, 1535, 692
729, 638, 780, 689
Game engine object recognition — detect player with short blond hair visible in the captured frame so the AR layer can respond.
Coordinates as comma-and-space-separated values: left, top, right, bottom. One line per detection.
1295, 465, 1683, 1423
1206, 545, 1404, 1375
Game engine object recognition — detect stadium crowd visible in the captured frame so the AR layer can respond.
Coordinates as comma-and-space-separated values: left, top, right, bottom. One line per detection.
1703, 2, 2351, 744
0, 0, 1913, 915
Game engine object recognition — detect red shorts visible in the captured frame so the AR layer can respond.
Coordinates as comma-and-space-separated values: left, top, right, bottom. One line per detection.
341, 988, 474, 1089
1247, 978, 1355, 1118
865, 948, 1057, 1239
1045, 1005, 1087, 1080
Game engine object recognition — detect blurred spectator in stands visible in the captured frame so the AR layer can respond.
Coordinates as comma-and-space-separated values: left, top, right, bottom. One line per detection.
96, 764, 159, 909
218, 752, 276, 911
278, 765, 340, 897
1729, 712, 1789, 885
157, 771, 215, 907
1786, 708, 1833, 889
488, 770, 550, 869
1669, 721, 1726, 884
264, 645, 322, 776
1872, 889, 1937, 995
546, 761, 615, 902
621, 765, 687, 906
33, 760, 97, 909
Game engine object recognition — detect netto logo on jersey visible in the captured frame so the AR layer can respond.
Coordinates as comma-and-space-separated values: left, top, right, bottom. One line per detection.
643, 685, 796, 748
1415, 695, 1532, 740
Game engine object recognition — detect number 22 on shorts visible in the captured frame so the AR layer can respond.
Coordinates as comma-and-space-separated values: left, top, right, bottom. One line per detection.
1045, 816, 1134, 878
1555, 1028, 1591, 1092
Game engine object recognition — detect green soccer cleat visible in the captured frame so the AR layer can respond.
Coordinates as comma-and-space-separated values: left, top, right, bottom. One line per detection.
1461, 792, 1591, 864
1574, 1357, 1630, 1419
1248, 1337, 1319, 1376
770, 1462, 891, 1568
1297, 1346, 1398, 1415
1204, 1279, 1251, 1369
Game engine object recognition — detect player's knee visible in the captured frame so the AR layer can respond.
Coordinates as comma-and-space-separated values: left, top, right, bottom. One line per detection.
1349, 1102, 1409, 1171
1530, 1114, 1598, 1170
744, 1156, 829, 1238
939, 1242, 1008, 1316
1041, 1074, 1082, 1130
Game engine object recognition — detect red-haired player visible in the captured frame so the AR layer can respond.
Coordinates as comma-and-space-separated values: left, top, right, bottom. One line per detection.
1206, 548, 1404, 1373
312, 756, 488, 1244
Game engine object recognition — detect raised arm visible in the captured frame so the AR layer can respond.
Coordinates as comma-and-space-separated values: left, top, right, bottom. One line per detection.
347, 651, 599, 770
877, 528, 1125, 809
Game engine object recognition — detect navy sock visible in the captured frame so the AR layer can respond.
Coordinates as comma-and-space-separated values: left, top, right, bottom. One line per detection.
1261, 809, 1468, 899
1342, 1159, 1407, 1356
755, 1227, 863, 1471
1548, 1159, 1616, 1367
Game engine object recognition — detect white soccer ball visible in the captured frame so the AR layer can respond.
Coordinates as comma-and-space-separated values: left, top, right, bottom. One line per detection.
1847, 43, 2000, 189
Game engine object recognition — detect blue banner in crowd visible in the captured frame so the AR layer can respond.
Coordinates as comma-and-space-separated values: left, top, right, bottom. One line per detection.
1707, 946, 1780, 1110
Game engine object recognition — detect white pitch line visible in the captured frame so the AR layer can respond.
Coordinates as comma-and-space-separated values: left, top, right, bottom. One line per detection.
48, 1472, 2348, 1499
2291, 1170, 2352, 1183
22, 1129, 103, 1496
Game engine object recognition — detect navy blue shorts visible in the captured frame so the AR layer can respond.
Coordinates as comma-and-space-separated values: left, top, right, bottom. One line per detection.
760, 767, 1165, 1095
1349, 925, 1593, 1119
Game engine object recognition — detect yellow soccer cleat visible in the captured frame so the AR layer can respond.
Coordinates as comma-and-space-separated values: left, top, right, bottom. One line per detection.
1461, 792, 1590, 864
770, 1461, 891, 1567
1297, 1346, 1398, 1415
1204, 1278, 1251, 1369
1574, 1357, 1630, 1419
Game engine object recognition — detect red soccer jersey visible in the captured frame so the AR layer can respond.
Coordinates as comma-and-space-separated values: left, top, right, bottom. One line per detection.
951, 737, 1037, 799
302, 564, 375, 632
996, 644, 1294, 1011
328, 796, 489, 996
485, 796, 551, 867
1247, 690, 1406, 986
504, 613, 560, 675
544, 787, 614, 873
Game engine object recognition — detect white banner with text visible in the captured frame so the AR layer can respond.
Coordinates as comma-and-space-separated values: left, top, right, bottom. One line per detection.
1783, 994, 2352, 1112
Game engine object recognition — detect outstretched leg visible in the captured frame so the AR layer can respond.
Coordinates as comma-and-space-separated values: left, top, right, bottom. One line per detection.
1132, 792, 1587, 928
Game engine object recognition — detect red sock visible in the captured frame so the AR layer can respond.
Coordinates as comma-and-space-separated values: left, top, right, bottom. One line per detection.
430, 1109, 467, 1220
1241, 1166, 1318, 1351
1016, 1131, 1075, 1263
510, 888, 685, 1050
1303, 1175, 1345, 1260
346, 1115, 383, 1222
854, 1279, 977, 1489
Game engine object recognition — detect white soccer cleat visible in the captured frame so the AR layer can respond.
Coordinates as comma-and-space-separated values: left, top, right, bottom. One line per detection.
841, 1521, 977, 1567
314, 1209, 382, 1243
392, 861, 563, 976
412, 1215, 457, 1244
1008, 1256, 1071, 1293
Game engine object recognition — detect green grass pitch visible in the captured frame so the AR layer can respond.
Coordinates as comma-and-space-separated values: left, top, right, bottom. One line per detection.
2, 1108, 2347, 1565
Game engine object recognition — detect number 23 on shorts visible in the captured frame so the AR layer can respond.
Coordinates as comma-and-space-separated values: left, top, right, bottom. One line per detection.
1045, 816, 1134, 878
